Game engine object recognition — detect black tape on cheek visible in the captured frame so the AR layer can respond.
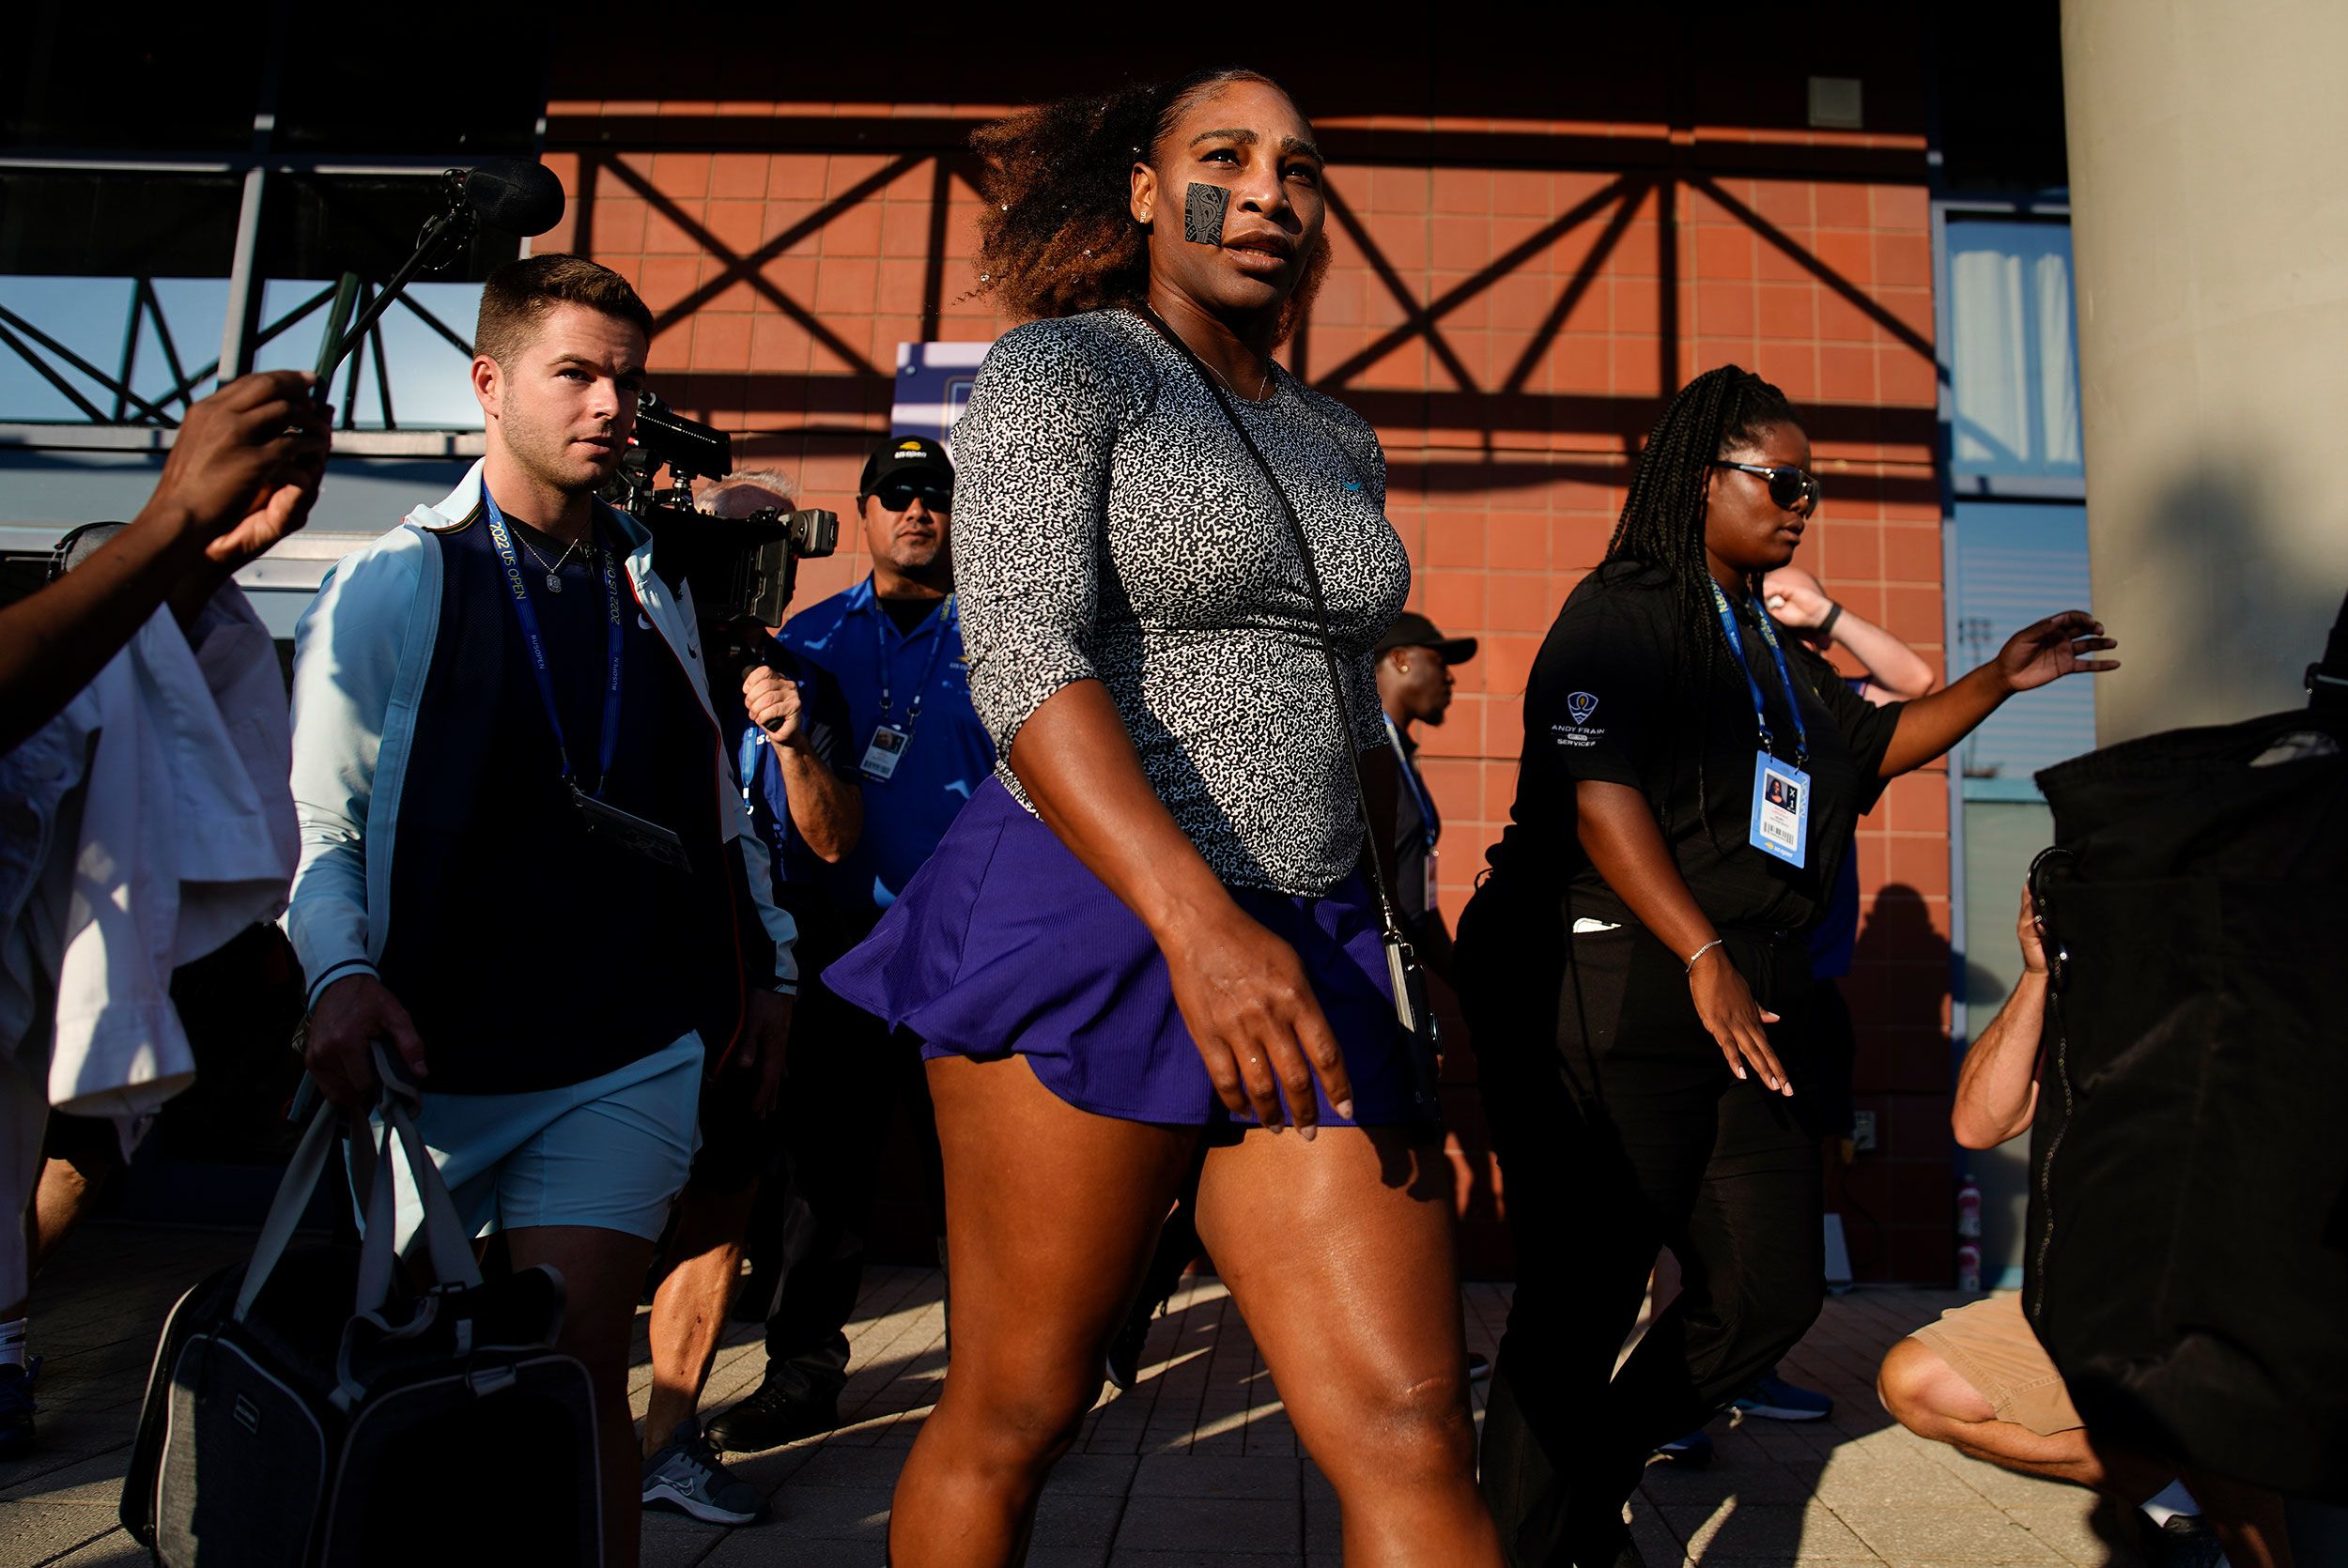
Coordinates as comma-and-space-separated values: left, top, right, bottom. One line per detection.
1182, 183, 1229, 247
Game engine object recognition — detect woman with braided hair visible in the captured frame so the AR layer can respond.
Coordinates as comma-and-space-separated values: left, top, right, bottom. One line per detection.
822, 68, 1503, 1563
1453, 365, 2117, 1565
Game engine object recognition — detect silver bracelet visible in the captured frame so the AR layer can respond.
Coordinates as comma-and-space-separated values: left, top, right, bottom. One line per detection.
1684, 937, 1725, 973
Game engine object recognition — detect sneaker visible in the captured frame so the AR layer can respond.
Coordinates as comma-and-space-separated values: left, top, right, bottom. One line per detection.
1730, 1373, 1834, 1422
2143, 1513, 2226, 1568
0, 1360, 39, 1460
1466, 1351, 1492, 1385
1649, 1429, 1713, 1468
641, 1420, 764, 1526
704, 1373, 840, 1454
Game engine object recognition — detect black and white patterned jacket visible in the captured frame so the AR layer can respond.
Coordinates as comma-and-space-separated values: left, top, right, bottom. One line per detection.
951, 307, 1411, 897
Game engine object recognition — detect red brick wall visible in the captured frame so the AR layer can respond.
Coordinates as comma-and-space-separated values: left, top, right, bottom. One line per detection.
542, 33, 1960, 1283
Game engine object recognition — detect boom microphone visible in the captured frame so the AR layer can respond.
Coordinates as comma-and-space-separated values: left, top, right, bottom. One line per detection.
463, 158, 566, 238
309, 158, 566, 398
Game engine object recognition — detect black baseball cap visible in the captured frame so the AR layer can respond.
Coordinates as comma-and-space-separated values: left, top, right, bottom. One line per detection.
859, 434, 954, 497
1375, 610, 1477, 664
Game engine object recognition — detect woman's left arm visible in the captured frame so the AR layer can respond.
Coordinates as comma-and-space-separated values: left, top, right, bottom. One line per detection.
1878, 609, 2119, 777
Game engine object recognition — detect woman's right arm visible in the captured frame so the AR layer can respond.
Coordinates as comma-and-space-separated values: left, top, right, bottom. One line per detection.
1010, 685, 1352, 1132
1574, 781, 1791, 1095
955, 322, 1349, 1132
1522, 590, 1790, 1094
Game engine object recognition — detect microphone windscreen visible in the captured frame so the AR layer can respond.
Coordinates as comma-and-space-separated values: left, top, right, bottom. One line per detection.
465, 160, 566, 237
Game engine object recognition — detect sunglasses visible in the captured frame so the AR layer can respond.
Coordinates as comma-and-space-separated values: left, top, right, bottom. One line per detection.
1714, 461, 1820, 516
870, 479, 951, 513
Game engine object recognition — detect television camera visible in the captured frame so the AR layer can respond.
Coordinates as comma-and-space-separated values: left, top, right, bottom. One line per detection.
606, 391, 838, 628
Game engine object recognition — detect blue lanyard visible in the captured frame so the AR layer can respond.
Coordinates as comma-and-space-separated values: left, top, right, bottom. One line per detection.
1707, 577, 1810, 767
874, 589, 958, 730
483, 491, 626, 796
1383, 717, 1439, 850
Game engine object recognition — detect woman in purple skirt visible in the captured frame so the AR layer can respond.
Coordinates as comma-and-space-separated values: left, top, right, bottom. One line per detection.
823, 69, 1503, 1566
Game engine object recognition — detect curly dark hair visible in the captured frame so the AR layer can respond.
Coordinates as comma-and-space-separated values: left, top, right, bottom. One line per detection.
969, 68, 1330, 340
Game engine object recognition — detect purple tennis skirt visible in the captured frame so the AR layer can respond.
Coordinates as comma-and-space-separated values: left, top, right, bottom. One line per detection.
821, 777, 1418, 1131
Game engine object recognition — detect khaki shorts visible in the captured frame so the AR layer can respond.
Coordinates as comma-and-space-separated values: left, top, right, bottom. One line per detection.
1909, 1293, 2084, 1437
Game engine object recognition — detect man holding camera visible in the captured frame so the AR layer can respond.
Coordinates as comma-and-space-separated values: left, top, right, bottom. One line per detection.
285, 255, 795, 1568
638, 468, 862, 1524
705, 434, 992, 1454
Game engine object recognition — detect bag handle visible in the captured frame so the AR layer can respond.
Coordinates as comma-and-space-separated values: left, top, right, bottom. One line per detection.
1133, 308, 1413, 960
233, 1096, 348, 1322
355, 1044, 483, 1314
232, 1045, 481, 1325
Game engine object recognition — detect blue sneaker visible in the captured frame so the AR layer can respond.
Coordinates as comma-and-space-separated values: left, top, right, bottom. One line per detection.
0, 1359, 39, 1459
641, 1420, 764, 1525
1649, 1429, 1712, 1468
1731, 1372, 1833, 1422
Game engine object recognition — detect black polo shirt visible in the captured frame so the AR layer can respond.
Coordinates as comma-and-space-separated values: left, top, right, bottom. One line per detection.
1485, 561, 1903, 936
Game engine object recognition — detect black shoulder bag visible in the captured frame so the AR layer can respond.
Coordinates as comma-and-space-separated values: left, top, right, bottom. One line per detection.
1138, 307, 1444, 1137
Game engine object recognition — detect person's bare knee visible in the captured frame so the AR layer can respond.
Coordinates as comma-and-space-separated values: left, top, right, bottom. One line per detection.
506, 1225, 653, 1373
938, 1357, 1096, 1478
1877, 1336, 1993, 1435
1321, 1365, 1477, 1490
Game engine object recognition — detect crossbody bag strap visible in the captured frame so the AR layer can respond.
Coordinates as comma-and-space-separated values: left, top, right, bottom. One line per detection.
1135, 307, 1410, 945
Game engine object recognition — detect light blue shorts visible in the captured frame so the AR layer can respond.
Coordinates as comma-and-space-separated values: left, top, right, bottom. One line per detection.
365, 1035, 704, 1249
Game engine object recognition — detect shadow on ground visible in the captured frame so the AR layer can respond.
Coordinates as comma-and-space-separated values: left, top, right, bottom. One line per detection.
0, 1222, 2108, 1566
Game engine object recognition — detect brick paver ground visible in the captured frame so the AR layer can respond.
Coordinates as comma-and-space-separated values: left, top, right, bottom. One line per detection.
0, 1222, 2114, 1566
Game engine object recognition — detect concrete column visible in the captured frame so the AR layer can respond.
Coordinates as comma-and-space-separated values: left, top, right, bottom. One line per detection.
2062, 0, 2348, 743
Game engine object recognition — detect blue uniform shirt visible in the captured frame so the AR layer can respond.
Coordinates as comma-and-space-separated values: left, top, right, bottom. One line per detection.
776, 577, 994, 917
725, 642, 854, 924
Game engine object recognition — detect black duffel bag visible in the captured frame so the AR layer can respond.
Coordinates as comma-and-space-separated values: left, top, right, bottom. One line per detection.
119, 1052, 605, 1564
2025, 599, 2348, 1501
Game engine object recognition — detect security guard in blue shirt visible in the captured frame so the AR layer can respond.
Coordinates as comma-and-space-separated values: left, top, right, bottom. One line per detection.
705, 433, 991, 1456
772, 437, 993, 916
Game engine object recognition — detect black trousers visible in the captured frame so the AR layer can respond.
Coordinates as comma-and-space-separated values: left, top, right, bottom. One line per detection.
753, 971, 944, 1400
1458, 892, 1824, 1566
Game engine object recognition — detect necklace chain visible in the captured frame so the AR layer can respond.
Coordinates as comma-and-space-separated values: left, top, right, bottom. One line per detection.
516, 528, 591, 592
1199, 353, 1274, 404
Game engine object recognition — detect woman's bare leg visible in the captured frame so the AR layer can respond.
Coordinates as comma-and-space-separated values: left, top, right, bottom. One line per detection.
1197, 1127, 1504, 1566
888, 1054, 1194, 1565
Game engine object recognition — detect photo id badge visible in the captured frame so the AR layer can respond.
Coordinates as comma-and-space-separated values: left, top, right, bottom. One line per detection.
1749, 753, 1811, 868
860, 724, 910, 783
572, 788, 693, 875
